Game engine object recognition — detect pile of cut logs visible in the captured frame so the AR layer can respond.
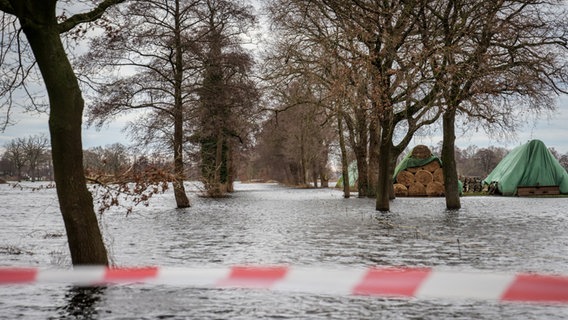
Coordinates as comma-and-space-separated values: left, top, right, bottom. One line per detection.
394, 145, 445, 197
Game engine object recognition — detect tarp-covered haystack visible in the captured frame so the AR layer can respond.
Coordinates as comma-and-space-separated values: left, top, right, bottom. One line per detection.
483, 139, 568, 196
393, 145, 445, 197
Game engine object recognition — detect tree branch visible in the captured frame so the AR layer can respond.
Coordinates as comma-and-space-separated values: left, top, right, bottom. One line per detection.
0, 0, 14, 14
57, 0, 127, 34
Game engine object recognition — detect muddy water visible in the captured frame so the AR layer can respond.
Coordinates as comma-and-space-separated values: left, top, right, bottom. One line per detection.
1, 182, 568, 319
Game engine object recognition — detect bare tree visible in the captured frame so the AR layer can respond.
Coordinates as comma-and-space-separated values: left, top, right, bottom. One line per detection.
84, 143, 129, 177
424, 0, 568, 209
3, 138, 26, 181
85, 0, 258, 200
268, 0, 443, 210
264, 0, 377, 197
254, 81, 333, 187
474, 147, 507, 177
0, 0, 127, 265
195, 0, 259, 196
83, 0, 201, 208
559, 152, 568, 172
21, 134, 49, 181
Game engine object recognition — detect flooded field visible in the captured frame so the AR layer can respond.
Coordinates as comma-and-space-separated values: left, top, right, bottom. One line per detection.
1, 182, 568, 319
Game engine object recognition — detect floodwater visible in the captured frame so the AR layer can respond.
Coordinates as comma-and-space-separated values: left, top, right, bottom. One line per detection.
1, 182, 568, 319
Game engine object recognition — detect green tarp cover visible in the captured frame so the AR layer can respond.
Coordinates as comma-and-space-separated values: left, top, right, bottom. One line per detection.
335, 161, 358, 188
393, 153, 441, 182
483, 139, 568, 196
393, 151, 463, 194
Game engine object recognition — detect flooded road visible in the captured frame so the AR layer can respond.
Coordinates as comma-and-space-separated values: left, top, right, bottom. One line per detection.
1, 182, 568, 319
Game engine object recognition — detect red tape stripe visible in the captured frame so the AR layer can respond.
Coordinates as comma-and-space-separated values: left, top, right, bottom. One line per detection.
0, 268, 37, 284
352, 267, 431, 297
2, 266, 568, 305
104, 267, 159, 282
218, 266, 288, 288
501, 274, 568, 303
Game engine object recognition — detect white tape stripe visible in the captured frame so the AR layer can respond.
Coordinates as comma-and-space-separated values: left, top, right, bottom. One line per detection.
273, 267, 367, 295
153, 267, 230, 286
415, 271, 516, 300
37, 267, 106, 286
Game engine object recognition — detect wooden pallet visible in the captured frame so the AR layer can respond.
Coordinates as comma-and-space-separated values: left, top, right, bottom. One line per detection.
517, 185, 560, 196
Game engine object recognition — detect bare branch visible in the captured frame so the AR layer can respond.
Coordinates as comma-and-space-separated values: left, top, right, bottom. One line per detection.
58, 0, 128, 33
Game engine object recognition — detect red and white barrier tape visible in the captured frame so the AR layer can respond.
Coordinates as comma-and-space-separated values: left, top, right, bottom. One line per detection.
1, 265, 567, 304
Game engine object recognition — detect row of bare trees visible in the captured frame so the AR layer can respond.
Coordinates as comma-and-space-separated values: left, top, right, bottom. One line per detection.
5, 135, 567, 187
81, 0, 260, 206
253, 82, 335, 187
0, 134, 51, 181
258, 0, 568, 211
0, 140, 171, 183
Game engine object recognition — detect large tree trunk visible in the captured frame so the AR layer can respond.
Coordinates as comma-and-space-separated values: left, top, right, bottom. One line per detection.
338, 112, 350, 198
300, 138, 307, 185
319, 142, 330, 188
367, 117, 380, 197
376, 125, 392, 212
226, 141, 234, 193
172, 0, 191, 208
214, 131, 224, 194
354, 109, 369, 197
388, 155, 397, 200
22, 15, 108, 265
172, 122, 190, 208
442, 108, 461, 209
354, 146, 368, 197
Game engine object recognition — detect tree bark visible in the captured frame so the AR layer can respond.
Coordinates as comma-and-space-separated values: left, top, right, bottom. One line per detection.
312, 165, 318, 188
172, 102, 190, 207
20, 9, 108, 265
367, 116, 380, 197
338, 112, 350, 198
388, 155, 397, 200
214, 132, 224, 194
354, 109, 369, 197
375, 125, 392, 212
300, 136, 307, 185
225, 141, 234, 193
354, 146, 368, 197
319, 141, 330, 188
172, 0, 191, 208
442, 107, 461, 209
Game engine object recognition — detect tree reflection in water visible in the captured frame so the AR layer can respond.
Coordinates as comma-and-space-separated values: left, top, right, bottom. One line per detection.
56, 286, 106, 319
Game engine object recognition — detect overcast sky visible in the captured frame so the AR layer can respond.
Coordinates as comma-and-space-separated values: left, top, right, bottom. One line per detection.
1, 94, 567, 155
411, 95, 568, 154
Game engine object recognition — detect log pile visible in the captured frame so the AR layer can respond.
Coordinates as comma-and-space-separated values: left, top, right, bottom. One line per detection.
394, 145, 445, 197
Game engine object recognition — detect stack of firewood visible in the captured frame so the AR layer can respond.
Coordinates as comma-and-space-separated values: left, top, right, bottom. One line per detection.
394, 145, 445, 197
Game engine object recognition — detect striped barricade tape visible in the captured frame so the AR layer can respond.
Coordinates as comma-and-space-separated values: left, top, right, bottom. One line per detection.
1, 265, 567, 304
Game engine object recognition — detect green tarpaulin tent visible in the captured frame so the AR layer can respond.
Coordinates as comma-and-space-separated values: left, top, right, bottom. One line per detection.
483, 139, 568, 196
335, 161, 358, 188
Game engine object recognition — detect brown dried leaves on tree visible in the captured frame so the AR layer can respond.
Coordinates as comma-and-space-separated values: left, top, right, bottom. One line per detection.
86, 164, 173, 215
